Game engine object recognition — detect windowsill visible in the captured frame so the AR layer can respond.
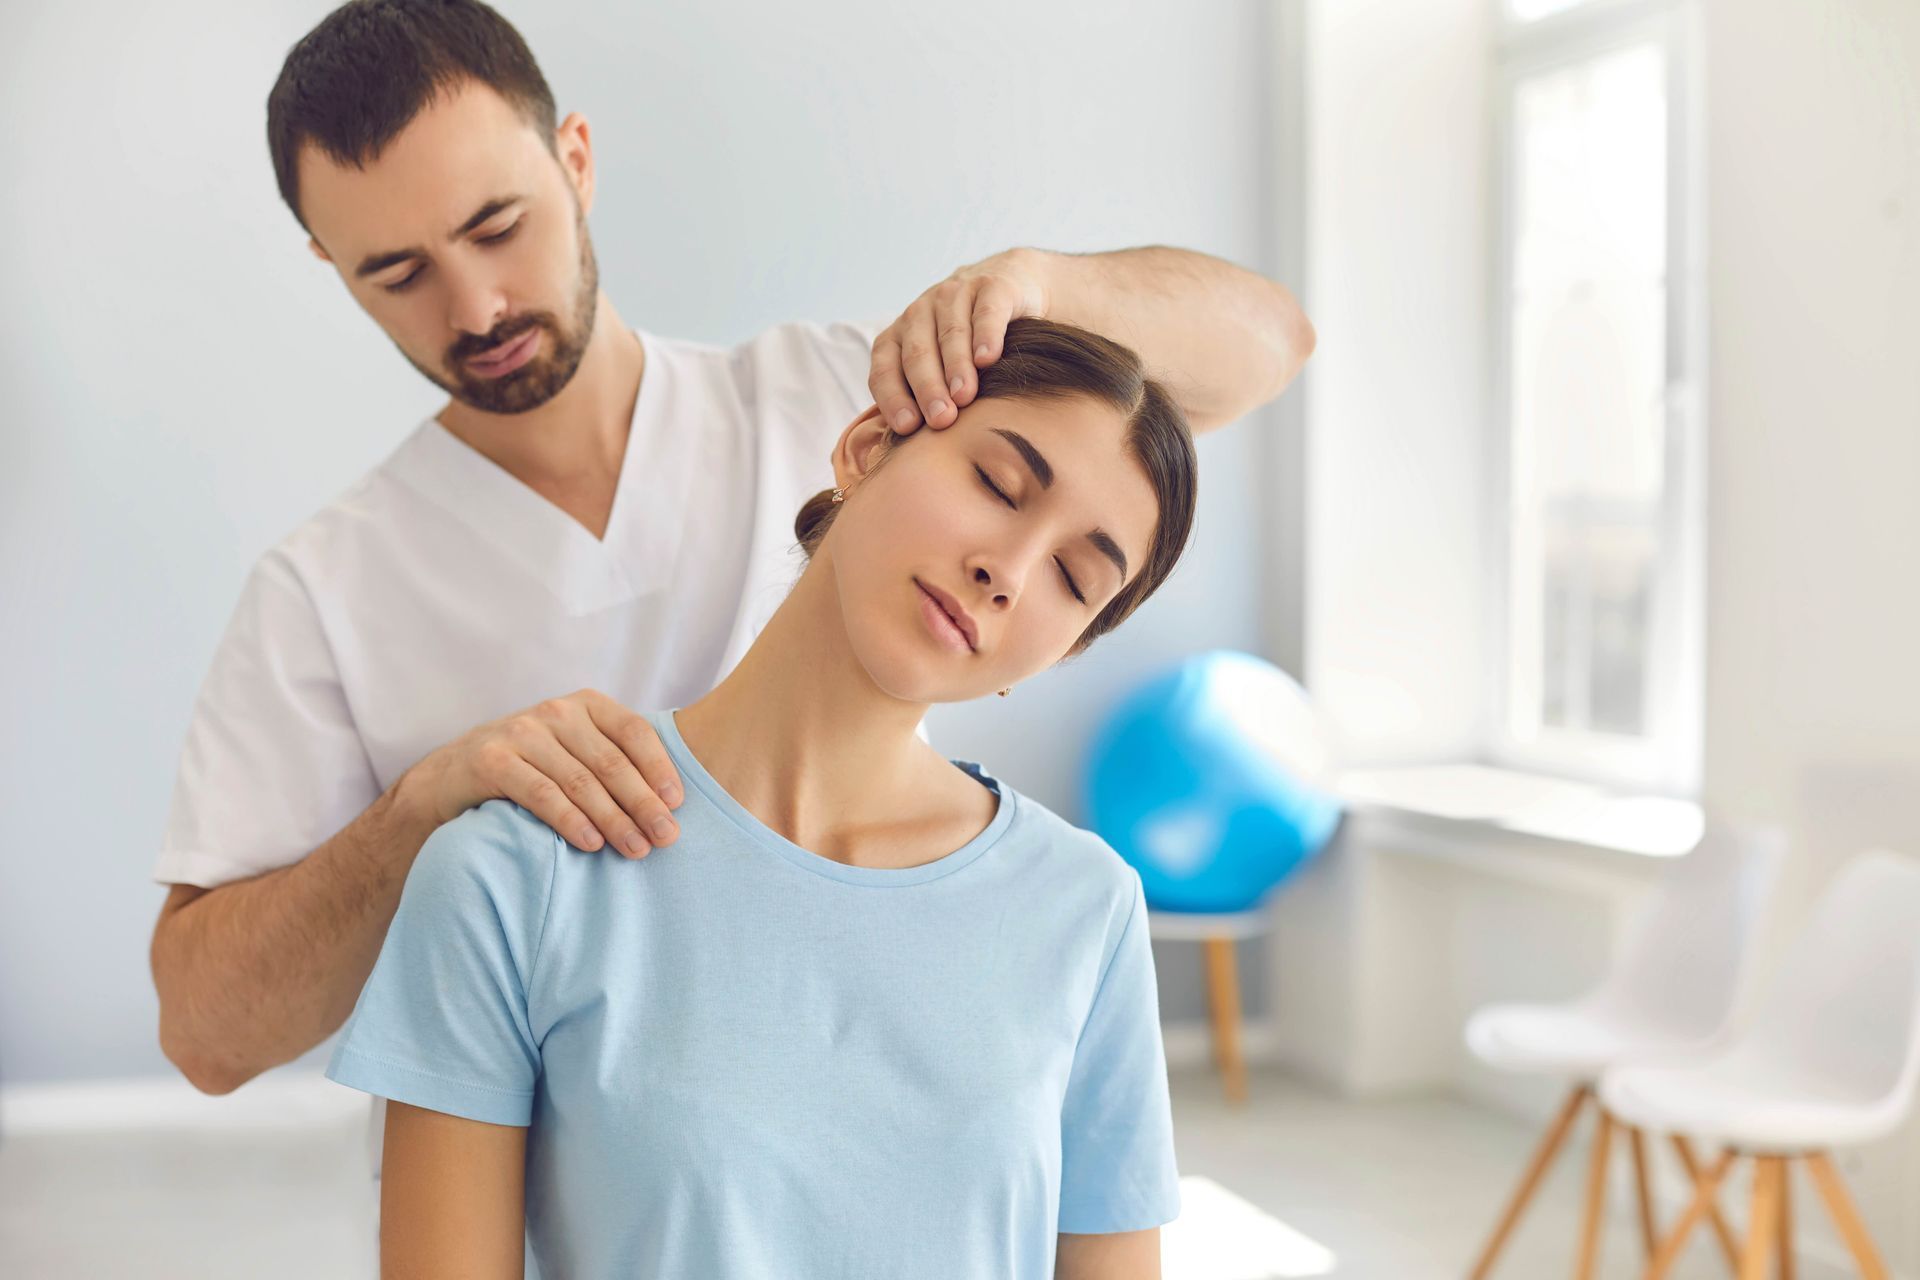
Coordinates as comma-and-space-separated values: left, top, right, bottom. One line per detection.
1334, 762, 1704, 859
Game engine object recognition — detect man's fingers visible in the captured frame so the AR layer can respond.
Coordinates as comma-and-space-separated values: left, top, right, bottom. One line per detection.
491, 752, 603, 855
867, 335, 922, 436
968, 282, 1016, 374
580, 691, 684, 808
931, 282, 979, 419
521, 733, 653, 859
896, 298, 956, 429
564, 714, 680, 850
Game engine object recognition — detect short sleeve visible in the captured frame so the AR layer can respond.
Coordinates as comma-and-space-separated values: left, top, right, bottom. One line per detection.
1057, 874, 1183, 1234
325, 800, 559, 1127
154, 549, 380, 887
791, 317, 890, 423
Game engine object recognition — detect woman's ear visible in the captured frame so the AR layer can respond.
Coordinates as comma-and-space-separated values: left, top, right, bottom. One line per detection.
830, 404, 896, 493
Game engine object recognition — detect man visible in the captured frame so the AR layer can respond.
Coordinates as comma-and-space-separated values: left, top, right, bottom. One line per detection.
147, 0, 1312, 1231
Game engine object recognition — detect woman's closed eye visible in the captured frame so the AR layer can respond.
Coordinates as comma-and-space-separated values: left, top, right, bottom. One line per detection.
973, 464, 1087, 605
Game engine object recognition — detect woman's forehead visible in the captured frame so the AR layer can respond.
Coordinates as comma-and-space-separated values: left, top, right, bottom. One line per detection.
960, 392, 1130, 453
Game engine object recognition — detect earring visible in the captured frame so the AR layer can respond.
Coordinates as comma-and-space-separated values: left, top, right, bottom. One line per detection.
997, 687, 1010, 697
831, 487, 845, 504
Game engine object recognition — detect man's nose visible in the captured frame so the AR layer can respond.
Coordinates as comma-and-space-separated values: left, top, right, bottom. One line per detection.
445, 268, 508, 339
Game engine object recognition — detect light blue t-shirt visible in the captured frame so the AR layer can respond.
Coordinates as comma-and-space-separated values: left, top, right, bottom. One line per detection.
326, 707, 1180, 1279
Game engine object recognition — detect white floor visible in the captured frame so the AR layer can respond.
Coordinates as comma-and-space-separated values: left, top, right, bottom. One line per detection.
1160, 1067, 1852, 1280
0, 1064, 1853, 1279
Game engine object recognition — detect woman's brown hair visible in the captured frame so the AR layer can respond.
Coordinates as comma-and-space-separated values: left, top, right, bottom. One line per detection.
793, 317, 1198, 659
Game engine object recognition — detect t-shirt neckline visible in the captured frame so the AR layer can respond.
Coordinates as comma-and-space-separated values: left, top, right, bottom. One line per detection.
649, 707, 1016, 887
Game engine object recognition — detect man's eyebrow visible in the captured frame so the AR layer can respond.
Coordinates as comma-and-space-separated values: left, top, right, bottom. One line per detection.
989, 427, 1129, 582
352, 195, 527, 279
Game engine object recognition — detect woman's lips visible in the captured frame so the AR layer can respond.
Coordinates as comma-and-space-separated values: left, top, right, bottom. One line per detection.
917, 581, 974, 654
466, 327, 541, 378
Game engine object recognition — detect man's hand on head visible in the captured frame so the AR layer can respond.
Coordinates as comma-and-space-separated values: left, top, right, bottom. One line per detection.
867, 248, 1054, 436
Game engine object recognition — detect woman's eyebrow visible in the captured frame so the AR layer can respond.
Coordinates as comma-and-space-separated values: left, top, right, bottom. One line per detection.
990, 428, 1054, 489
1086, 528, 1128, 582
989, 427, 1129, 581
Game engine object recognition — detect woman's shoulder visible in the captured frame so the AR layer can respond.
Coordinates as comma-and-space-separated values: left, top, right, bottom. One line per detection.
408, 798, 563, 905
428, 796, 558, 850
993, 776, 1144, 903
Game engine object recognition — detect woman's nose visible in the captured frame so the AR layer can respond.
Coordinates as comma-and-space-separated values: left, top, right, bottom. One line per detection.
972, 560, 1021, 605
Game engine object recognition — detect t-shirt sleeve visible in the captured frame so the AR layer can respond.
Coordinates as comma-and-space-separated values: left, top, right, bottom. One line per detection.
790, 316, 890, 424
154, 548, 381, 887
1057, 872, 1183, 1234
325, 801, 559, 1127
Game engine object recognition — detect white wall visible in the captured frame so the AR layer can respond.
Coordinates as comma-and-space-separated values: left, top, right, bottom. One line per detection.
1700, 0, 1920, 871
1300, 0, 1492, 767
0, 0, 1295, 1084
1702, 0, 1920, 1265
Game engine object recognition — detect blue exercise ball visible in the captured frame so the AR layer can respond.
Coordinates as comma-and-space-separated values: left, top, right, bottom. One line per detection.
1082, 650, 1342, 914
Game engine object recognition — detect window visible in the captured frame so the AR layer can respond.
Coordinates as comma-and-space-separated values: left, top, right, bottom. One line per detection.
1490, 0, 1703, 793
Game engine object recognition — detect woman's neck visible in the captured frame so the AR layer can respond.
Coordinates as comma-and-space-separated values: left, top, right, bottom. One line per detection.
674, 552, 957, 864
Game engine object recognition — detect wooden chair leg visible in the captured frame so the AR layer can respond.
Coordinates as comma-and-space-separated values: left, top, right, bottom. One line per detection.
1576, 1106, 1615, 1280
1741, 1156, 1782, 1280
1671, 1134, 1744, 1269
1644, 1149, 1737, 1280
1468, 1084, 1591, 1280
1627, 1124, 1658, 1258
1776, 1156, 1794, 1280
1805, 1151, 1889, 1280
1201, 935, 1247, 1106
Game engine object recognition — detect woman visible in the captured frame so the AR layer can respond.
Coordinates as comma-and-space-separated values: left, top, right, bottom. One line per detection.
326, 317, 1200, 1279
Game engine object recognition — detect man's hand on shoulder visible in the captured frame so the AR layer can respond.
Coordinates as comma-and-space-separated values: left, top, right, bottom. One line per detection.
867, 247, 1054, 436
397, 689, 684, 859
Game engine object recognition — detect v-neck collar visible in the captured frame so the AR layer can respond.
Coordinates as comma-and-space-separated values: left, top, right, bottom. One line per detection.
384, 327, 677, 616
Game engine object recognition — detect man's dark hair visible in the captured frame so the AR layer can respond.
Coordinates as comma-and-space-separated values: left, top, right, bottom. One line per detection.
266, 0, 558, 231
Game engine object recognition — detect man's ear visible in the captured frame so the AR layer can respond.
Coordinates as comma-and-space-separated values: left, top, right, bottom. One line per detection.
307, 236, 331, 263
555, 112, 595, 216
831, 404, 895, 493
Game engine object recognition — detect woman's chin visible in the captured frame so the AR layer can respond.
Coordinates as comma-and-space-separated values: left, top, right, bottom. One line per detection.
856, 648, 988, 708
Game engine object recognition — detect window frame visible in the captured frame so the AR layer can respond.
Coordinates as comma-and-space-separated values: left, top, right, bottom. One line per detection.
1484, 0, 1706, 796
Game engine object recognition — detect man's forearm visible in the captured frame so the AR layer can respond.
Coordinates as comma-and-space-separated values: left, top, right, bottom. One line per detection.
1032, 245, 1316, 433
151, 777, 442, 1094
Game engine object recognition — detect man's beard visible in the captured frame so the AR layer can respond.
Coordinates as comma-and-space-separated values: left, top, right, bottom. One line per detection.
403, 207, 601, 415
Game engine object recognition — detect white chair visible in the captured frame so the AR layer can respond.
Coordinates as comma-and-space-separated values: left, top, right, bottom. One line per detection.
1463, 822, 1789, 1279
1601, 848, 1920, 1280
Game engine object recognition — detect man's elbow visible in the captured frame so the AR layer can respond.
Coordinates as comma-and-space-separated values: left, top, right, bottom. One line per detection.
156, 1002, 255, 1096
1292, 306, 1318, 367
1269, 285, 1317, 399
152, 913, 259, 1096
170, 1049, 249, 1097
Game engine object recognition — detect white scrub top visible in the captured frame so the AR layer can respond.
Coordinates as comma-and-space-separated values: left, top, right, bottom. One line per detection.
155, 317, 894, 890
